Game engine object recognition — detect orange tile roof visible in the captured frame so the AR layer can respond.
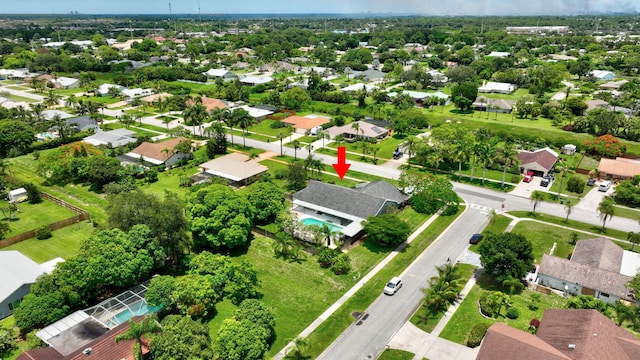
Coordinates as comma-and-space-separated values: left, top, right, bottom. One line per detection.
281, 115, 330, 130
598, 157, 640, 178
131, 137, 189, 162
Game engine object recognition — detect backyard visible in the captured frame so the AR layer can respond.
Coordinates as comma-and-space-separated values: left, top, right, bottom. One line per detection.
1, 199, 77, 237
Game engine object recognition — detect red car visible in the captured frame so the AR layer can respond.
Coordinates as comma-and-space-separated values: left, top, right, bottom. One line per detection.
523, 171, 534, 183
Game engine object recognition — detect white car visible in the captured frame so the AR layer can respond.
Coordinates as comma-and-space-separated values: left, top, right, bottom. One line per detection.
384, 276, 403, 295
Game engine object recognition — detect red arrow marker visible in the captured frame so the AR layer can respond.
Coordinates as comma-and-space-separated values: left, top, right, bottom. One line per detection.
332, 146, 351, 180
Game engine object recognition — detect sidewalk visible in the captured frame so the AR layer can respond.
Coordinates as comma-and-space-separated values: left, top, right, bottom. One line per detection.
272, 212, 441, 360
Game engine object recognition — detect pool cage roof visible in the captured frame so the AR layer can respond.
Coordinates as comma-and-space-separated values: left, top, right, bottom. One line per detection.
84, 281, 151, 328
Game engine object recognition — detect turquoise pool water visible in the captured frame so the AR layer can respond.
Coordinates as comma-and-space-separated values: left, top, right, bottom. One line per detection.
300, 217, 343, 232
106, 302, 158, 327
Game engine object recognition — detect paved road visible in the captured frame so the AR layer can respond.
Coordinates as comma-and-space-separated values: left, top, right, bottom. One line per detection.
317, 206, 489, 360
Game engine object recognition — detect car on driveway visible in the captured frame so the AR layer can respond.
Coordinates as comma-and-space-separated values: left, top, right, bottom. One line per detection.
384, 276, 402, 295
587, 178, 596, 186
469, 233, 484, 244
540, 176, 550, 187
523, 171, 534, 183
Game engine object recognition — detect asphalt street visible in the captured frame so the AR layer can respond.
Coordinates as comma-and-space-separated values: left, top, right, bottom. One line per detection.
317, 206, 489, 360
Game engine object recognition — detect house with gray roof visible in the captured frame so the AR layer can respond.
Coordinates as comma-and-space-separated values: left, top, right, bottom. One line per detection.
292, 180, 407, 240
82, 128, 137, 148
536, 238, 640, 304
326, 120, 389, 141
198, 152, 268, 186
65, 116, 99, 132
0, 251, 51, 319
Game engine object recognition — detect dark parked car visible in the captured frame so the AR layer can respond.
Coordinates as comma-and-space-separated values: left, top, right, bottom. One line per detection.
469, 233, 484, 244
540, 176, 550, 187
587, 178, 596, 186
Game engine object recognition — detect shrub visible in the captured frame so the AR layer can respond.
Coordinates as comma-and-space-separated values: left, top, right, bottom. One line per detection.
35, 225, 52, 240
566, 176, 585, 194
22, 182, 42, 204
146, 168, 159, 183
506, 307, 519, 319
466, 322, 490, 348
318, 247, 340, 268
274, 169, 287, 180
330, 253, 351, 275
269, 120, 286, 129
510, 174, 521, 184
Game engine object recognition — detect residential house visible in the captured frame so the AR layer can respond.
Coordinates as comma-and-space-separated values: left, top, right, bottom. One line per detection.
204, 68, 236, 80
239, 75, 273, 86
53, 76, 79, 89
326, 120, 389, 141
95, 84, 125, 96
599, 79, 628, 90
537, 238, 639, 304
0, 68, 31, 80
477, 309, 640, 360
548, 54, 578, 61
586, 99, 610, 113
239, 105, 275, 121
83, 128, 137, 147
517, 147, 558, 177
121, 88, 153, 102
390, 90, 450, 106
139, 92, 172, 106
123, 137, 191, 167
590, 70, 616, 81
351, 69, 386, 82
281, 115, 331, 135
42, 109, 74, 121
65, 116, 99, 132
18, 316, 148, 360
426, 69, 448, 86
292, 180, 408, 241
0, 251, 52, 319
340, 83, 379, 93
479, 81, 517, 94
473, 96, 515, 113
96, 83, 125, 97
487, 51, 510, 58
198, 152, 268, 186
598, 157, 640, 180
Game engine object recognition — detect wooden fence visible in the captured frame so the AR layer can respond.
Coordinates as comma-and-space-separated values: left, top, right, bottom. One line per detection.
0, 192, 90, 249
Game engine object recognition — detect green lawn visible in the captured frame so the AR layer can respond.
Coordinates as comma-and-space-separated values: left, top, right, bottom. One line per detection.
508, 211, 628, 241
439, 274, 566, 345
327, 136, 405, 160
410, 263, 477, 333
378, 349, 416, 360
259, 159, 362, 190
317, 147, 387, 165
2, 200, 77, 237
77, 95, 121, 104
612, 205, 640, 221
1, 220, 94, 263
304, 209, 464, 358
509, 220, 588, 262
248, 120, 292, 138
397, 206, 432, 232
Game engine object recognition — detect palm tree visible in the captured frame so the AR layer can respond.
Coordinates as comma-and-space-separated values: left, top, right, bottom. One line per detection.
469, 143, 482, 182
65, 94, 78, 110
350, 121, 360, 141
183, 102, 207, 136
498, 142, 518, 188
114, 316, 161, 360
530, 190, 545, 215
564, 201, 574, 223
292, 140, 301, 160
556, 166, 569, 199
478, 139, 498, 186
232, 108, 254, 149
0, 158, 13, 176
334, 135, 344, 147
598, 197, 615, 232
502, 276, 524, 296
222, 109, 237, 146
627, 231, 640, 251
487, 208, 498, 230
404, 136, 417, 164
285, 336, 309, 360
613, 300, 633, 326
276, 132, 286, 157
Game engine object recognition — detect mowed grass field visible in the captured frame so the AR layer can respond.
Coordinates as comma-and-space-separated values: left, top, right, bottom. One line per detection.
2, 200, 77, 237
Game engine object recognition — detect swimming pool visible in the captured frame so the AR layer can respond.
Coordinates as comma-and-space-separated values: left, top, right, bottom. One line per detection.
104, 301, 158, 328
300, 217, 344, 233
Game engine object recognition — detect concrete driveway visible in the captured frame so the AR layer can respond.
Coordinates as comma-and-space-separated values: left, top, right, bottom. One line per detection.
575, 181, 614, 211
510, 175, 553, 199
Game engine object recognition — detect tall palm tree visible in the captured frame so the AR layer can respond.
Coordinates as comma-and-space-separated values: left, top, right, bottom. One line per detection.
232, 108, 254, 149
183, 102, 207, 136
564, 201, 574, 223
478, 141, 497, 185
598, 197, 615, 232
276, 132, 286, 157
222, 109, 237, 146
292, 140, 301, 160
487, 208, 498, 230
498, 142, 519, 188
114, 316, 161, 360
469, 143, 482, 182
530, 190, 545, 215
350, 121, 360, 141
404, 136, 417, 164
502, 276, 524, 296
626, 231, 640, 252
285, 336, 309, 360
65, 94, 78, 110
556, 166, 569, 199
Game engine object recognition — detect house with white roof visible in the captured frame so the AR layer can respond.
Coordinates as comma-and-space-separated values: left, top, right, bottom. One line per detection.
239, 75, 273, 86
479, 81, 517, 94
83, 128, 137, 147
96, 83, 125, 97
204, 68, 236, 80
53, 76, 79, 89
340, 83, 378, 93
121, 88, 153, 101
487, 51, 511, 58
198, 152, 268, 186
0, 251, 60, 319
590, 70, 616, 81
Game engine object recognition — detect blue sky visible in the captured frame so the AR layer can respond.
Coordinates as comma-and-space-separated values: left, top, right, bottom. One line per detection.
4, 0, 636, 15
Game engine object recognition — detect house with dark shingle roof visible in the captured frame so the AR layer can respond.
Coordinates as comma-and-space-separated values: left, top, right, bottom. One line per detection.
292, 180, 407, 240
536, 238, 639, 304
326, 121, 389, 141
517, 147, 558, 177
473, 96, 515, 113
478, 309, 640, 360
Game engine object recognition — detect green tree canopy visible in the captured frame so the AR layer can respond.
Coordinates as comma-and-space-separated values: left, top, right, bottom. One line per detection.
246, 181, 286, 224
362, 214, 411, 247
0, 120, 35, 157
188, 185, 254, 249
478, 233, 534, 282
451, 81, 478, 112
149, 315, 214, 360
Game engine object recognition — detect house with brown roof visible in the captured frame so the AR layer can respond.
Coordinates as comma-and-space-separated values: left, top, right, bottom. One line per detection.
517, 147, 558, 177
598, 157, 640, 180
281, 115, 331, 135
473, 96, 515, 113
17, 316, 148, 360
198, 152, 268, 186
123, 137, 191, 167
599, 79, 629, 90
536, 238, 639, 304
477, 309, 640, 360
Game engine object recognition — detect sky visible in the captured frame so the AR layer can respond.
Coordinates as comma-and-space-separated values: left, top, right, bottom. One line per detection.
3, 0, 639, 15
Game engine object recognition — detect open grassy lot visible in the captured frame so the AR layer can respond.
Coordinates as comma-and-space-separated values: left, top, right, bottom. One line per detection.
2, 199, 77, 237
378, 349, 417, 360
439, 276, 566, 345
508, 211, 627, 241
77, 95, 121, 105
259, 159, 362, 189
509, 220, 589, 262
397, 206, 432, 232
317, 147, 386, 165
327, 136, 405, 160
1, 220, 94, 263
612, 205, 640, 221
304, 208, 463, 358
248, 119, 292, 137
410, 263, 477, 333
